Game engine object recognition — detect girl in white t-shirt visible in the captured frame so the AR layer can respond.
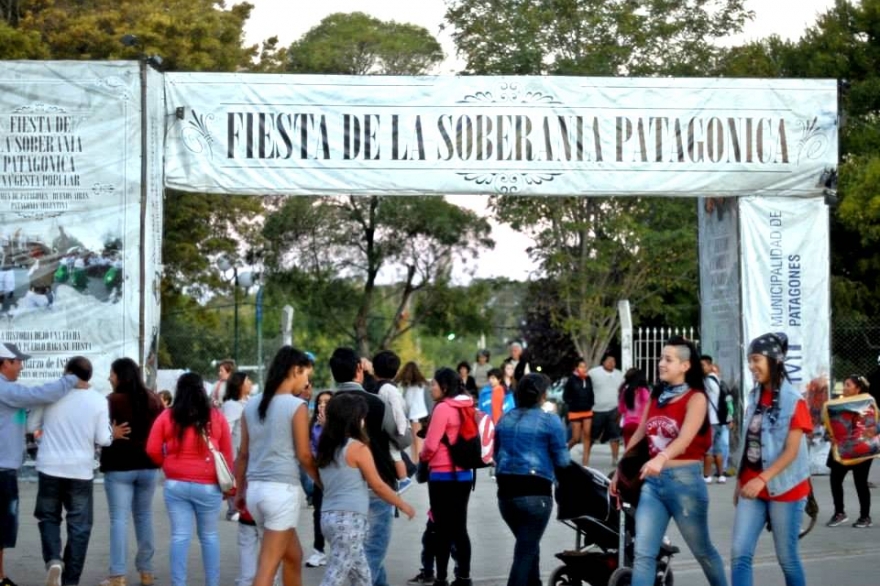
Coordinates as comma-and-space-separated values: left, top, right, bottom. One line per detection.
396, 361, 431, 463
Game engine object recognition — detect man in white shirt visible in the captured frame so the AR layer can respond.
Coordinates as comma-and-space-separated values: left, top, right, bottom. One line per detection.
28, 357, 115, 586
588, 352, 624, 467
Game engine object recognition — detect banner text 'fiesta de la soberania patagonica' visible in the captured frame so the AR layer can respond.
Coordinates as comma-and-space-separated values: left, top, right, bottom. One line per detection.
164, 75, 838, 197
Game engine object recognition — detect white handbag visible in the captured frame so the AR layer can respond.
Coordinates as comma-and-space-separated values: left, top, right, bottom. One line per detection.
202, 430, 235, 494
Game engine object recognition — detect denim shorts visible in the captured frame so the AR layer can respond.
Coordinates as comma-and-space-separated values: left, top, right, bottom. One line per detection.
0, 468, 19, 548
246, 481, 301, 531
709, 424, 729, 456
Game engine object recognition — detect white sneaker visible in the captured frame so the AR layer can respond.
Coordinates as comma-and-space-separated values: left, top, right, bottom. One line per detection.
716, 475, 727, 484
306, 550, 327, 567
397, 478, 413, 494
46, 561, 63, 586
703, 476, 713, 484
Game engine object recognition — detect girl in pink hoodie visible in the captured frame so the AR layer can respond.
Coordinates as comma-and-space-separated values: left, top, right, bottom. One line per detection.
419, 367, 475, 586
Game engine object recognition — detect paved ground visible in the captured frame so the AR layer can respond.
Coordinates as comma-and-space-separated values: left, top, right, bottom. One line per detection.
5, 445, 879, 586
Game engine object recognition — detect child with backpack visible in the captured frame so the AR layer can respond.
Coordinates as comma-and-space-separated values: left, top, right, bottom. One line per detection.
317, 393, 415, 586
373, 351, 416, 493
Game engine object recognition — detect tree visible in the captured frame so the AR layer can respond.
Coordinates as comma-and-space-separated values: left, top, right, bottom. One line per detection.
266, 14, 489, 356
9, 0, 258, 69
492, 196, 697, 365
288, 12, 444, 75
442, 1, 726, 360
263, 195, 493, 355
443, 0, 753, 76
716, 0, 880, 318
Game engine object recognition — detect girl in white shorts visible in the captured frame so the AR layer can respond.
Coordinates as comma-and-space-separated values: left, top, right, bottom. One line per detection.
235, 347, 318, 586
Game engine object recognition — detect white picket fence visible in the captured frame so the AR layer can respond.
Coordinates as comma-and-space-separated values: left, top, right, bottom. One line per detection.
634, 326, 700, 385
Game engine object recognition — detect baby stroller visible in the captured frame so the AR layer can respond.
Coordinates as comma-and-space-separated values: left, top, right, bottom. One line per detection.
549, 464, 678, 586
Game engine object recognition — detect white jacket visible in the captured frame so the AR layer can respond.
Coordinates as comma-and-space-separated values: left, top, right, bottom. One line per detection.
28, 388, 112, 480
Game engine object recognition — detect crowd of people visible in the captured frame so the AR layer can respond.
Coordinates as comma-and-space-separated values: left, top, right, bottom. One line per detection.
0, 334, 877, 586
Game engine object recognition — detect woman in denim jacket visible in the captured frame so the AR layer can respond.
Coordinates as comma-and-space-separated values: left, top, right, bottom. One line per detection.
731, 333, 812, 586
494, 373, 570, 586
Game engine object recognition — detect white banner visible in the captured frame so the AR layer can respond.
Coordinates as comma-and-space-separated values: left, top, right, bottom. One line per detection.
164, 75, 838, 197
739, 196, 830, 409
0, 61, 148, 389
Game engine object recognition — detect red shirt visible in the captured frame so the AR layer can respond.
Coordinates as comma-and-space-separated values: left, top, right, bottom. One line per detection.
739, 388, 812, 501
644, 390, 711, 461
490, 385, 506, 424
146, 408, 233, 485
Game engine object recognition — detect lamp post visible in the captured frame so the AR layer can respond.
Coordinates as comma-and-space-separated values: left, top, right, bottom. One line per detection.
217, 257, 254, 365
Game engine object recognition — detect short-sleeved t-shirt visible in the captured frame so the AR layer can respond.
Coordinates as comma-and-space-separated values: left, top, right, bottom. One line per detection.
739, 388, 812, 501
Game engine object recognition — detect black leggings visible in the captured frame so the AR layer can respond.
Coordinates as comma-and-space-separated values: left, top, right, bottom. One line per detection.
829, 458, 873, 518
428, 479, 472, 580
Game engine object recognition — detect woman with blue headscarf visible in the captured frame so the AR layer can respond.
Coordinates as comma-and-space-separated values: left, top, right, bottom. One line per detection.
731, 333, 812, 586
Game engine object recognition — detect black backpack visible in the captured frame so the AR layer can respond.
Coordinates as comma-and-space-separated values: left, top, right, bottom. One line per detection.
707, 374, 731, 424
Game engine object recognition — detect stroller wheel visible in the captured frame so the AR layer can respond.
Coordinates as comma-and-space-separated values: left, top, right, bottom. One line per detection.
549, 566, 581, 586
608, 568, 632, 586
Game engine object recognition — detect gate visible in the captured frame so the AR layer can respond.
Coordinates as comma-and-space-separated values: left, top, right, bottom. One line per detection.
634, 327, 700, 385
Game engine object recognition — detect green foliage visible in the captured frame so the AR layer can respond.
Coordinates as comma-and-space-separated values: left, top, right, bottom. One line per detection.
444, 0, 752, 76
493, 196, 696, 364
715, 1, 880, 317
162, 191, 264, 300
10, 0, 258, 70
288, 12, 444, 75
415, 278, 494, 338
263, 195, 494, 355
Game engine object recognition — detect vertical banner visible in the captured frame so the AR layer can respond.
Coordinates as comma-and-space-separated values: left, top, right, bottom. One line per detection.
739, 196, 831, 426
0, 61, 144, 390
698, 197, 743, 409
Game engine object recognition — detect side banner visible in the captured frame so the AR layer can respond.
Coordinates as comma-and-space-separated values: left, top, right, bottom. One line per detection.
698, 198, 743, 410
739, 196, 831, 425
0, 61, 144, 389
164, 75, 837, 197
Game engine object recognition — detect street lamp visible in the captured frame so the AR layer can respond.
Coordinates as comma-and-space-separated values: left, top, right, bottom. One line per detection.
217, 257, 254, 365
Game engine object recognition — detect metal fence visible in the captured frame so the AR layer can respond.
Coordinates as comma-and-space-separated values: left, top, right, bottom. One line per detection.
832, 315, 880, 382
634, 326, 700, 385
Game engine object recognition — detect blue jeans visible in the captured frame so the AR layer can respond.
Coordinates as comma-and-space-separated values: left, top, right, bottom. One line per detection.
498, 496, 552, 586
366, 493, 393, 586
633, 464, 728, 586
163, 479, 223, 586
104, 469, 158, 576
731, 497, 806, 586
34, 472, 94, 586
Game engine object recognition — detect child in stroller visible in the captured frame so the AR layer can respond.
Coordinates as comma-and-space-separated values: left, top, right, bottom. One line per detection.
550, 463, 677, 586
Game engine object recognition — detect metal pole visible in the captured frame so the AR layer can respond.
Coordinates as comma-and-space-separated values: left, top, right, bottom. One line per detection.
233, 270, 239, 364
256, 286, 264, 390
